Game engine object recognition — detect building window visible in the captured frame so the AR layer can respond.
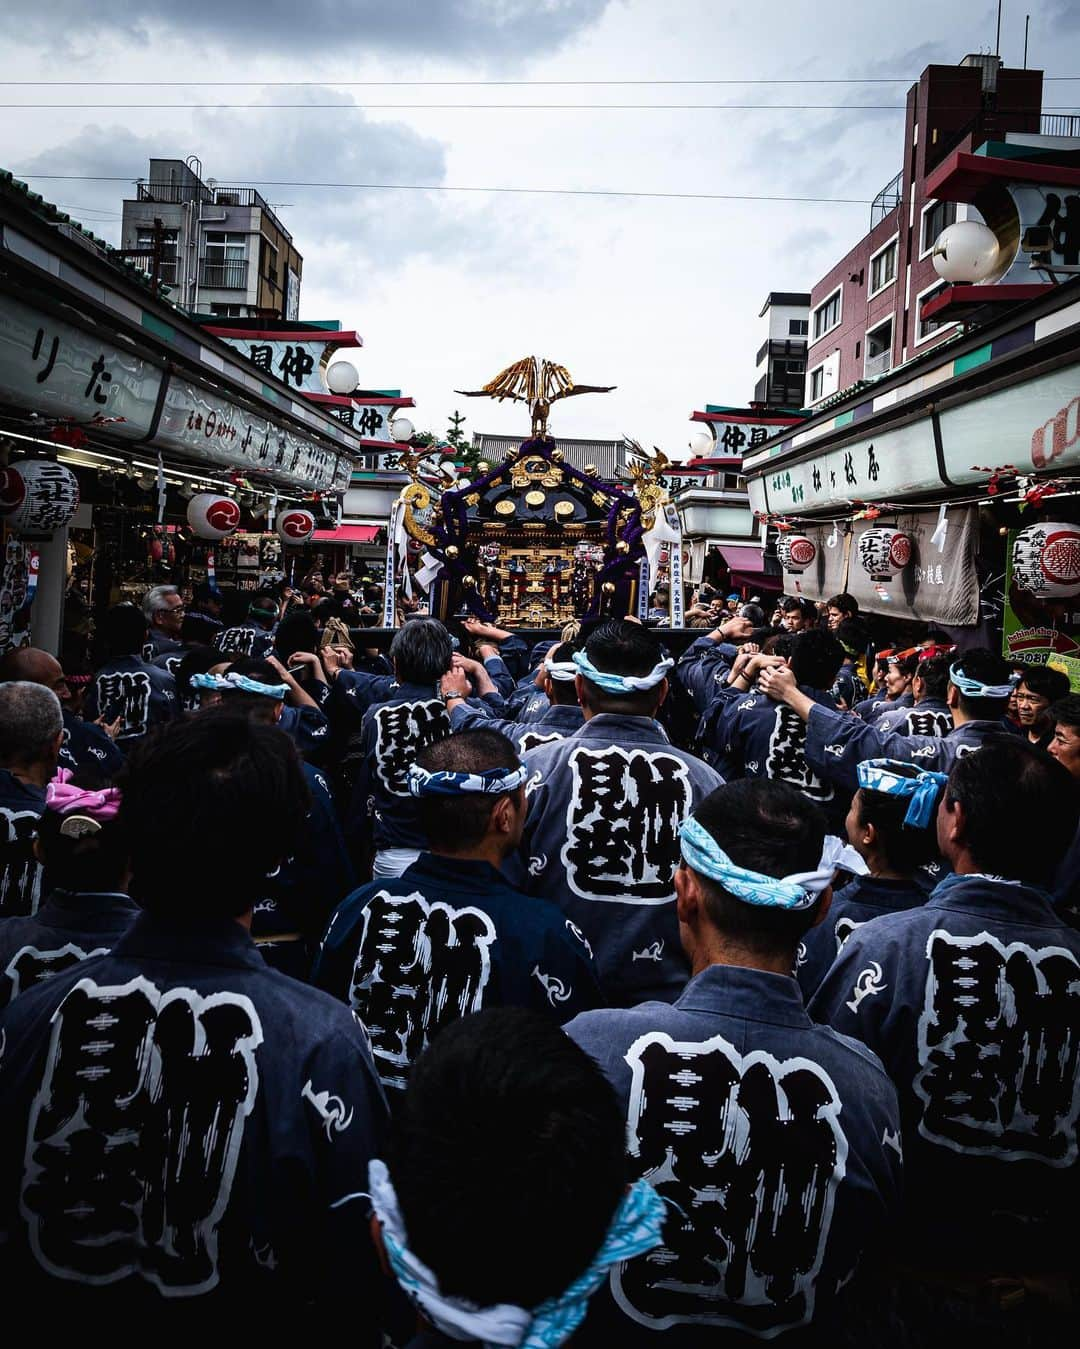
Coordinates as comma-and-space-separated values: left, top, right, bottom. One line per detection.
869, 238, 897, 295
201, 231, 248, 289
209, 303, 243, 317
812, 288, 842, 340
921, 199, 957, 255
917, 281, 951, 340
788, 318, 808, 336
864, 317, 893, 376
810, 367, 825, 401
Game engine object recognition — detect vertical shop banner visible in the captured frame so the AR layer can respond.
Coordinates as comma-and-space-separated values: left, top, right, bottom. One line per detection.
383, 499, 402, 627
0, 538, 39, 655
1002, 528, 1080, 667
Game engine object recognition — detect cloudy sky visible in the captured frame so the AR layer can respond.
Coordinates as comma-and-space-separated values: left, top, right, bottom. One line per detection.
2, 1, 1078, 453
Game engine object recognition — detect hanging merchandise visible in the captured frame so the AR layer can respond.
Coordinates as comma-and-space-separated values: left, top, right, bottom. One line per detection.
1010, 521, 1080, 599
186, 493, 241, 540
0, 458, 80, 535
276, 507, 317, 546
857, 527, 912, 582
776, 533, 817, 573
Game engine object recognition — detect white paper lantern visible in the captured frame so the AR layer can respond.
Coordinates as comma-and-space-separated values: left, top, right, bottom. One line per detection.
1011, 521, 1080, 598
0, 459, 80, 535
858, 527, 912, 582
390, 417, 415, 444
931, 220, 1001, 284
688, 427, 715, 456
277, 507, 317, 545
776, 533, 817, 573
186, 493, 241, 540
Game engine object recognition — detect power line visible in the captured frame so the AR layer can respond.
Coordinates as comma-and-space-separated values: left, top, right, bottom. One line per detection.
12, 172, 876, 206
2, 76, 1078, 85
5, 101, 1080, 111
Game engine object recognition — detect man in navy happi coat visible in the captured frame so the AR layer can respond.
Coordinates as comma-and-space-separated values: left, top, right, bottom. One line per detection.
84, 604, 178, 746
315, 728, 601, 1094
507, 621, 723, 1006
0, 715, 388, 1331
811, 739, 1080, 1316
566, 780, 902, 1344
444, 640, 585, 754
759, 647, 1021, 794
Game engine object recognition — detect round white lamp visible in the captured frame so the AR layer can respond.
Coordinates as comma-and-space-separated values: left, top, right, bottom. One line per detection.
689, 427, 715, 456
390, 417, 415, 444
931, 220, 1001, 283
325, 360, 359, 395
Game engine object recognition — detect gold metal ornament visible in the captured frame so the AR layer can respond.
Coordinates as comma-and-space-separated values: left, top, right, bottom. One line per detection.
601, 581, 616, 594
464, 492, 480, 506
495, 499, 516, 517
476, 460, 491, 473
583, 464, 599, 477
455, 356, 615, 438
525, 489, 546, 508
554, 500, 575, 519
400, 481, 436, 546
445, 544, 460, 559
461, 574, 477, 588
615, 539, 630, 553
625, 440, 672, 531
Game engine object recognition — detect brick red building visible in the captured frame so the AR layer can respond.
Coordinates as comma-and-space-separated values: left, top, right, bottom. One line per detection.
805, 55, 1044, 406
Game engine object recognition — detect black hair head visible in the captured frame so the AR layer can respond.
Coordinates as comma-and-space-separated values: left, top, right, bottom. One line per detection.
914, 653, 950, 700
273, 610, 320, 662
834, 617, 869, 655
179, 611, 221, 647
1050, 693, 1080, 732
389, 618, 454, 685
826, 593, 859, 617
689, 781, 828, 957
216, 657, 283, 723
951, 647, 1016, 718
855, 762, 943, 874
789, 628, 846, 691
945, 738, 1079, 886
579, 620, 666, 716
248, 591, 279, 628
1017, 663, 1071, 705
415, 729, 520, 853
120, 712, 310, 917
176, 646, 224, 709
99, 603, 148, 659
389, 1007, 626, 1308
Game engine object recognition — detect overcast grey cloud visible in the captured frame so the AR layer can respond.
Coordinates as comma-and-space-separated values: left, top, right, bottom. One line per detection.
1, 0, 1078, 449
0, 0, 612, 61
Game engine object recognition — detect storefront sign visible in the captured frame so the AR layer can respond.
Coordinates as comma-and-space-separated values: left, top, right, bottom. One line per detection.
324, 402, 398, 441
748, 360, 1080, 517
0, 294, 163, 438
215, 332, 359, 395
155, 378, 349, 492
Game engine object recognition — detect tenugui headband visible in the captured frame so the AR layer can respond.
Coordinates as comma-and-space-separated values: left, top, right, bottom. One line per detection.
369, 1158, 664, 1349
857, 759, 948, 830
679, 817, 866, 910
544, 657, 580, 683
949, 663, 1020, 699
190, 672, 289, 700
572, 651, 674, 694
407, 762, 530, 798
46, 768, 121, 822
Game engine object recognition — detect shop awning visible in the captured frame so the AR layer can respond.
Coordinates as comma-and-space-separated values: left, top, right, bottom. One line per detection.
311, 525, 380, 543
717, 544, 764, 574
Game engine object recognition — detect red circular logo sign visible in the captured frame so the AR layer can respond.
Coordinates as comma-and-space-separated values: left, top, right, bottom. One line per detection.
1043, 529, 1080, 584
0, 467, 26, 514
889, 534, 912, 569
206, 498, 241, 532
789, 537, 816, 567
280, 510, 314, 540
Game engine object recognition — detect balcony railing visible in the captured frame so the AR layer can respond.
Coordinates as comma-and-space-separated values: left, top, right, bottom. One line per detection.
870, 169, 903, 229
136, 181, 293, 242
864, 348, 893, 380
199, 258, 248, 290
1042, 113, 1080, 137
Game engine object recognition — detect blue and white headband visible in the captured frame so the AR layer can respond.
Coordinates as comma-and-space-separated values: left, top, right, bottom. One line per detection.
407, 761, 530, 798
680, 816, 867, 910
544, 657, 580, 683
949, 663, 1020, 699
190, 672, 290, 700
857, 758, 948, 830
572, 650, 674, 694
369, 1158, 665, 1349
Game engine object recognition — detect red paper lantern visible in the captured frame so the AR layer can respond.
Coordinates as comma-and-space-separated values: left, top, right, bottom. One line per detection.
187, 493, 241, 540
277, 508, 317, 545
777, 534, 817, 573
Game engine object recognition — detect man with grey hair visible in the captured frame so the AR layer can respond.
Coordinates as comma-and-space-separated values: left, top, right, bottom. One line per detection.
344, 617, 460, 877
142, 584, 185, 660
0, 682, 63, 917
0, 647, 122, 778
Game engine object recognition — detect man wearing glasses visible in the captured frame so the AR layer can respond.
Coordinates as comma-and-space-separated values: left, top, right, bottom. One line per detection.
142, 584, 186, 660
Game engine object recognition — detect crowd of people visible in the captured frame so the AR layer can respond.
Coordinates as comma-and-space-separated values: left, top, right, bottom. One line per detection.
0, 580, 1077, 1343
